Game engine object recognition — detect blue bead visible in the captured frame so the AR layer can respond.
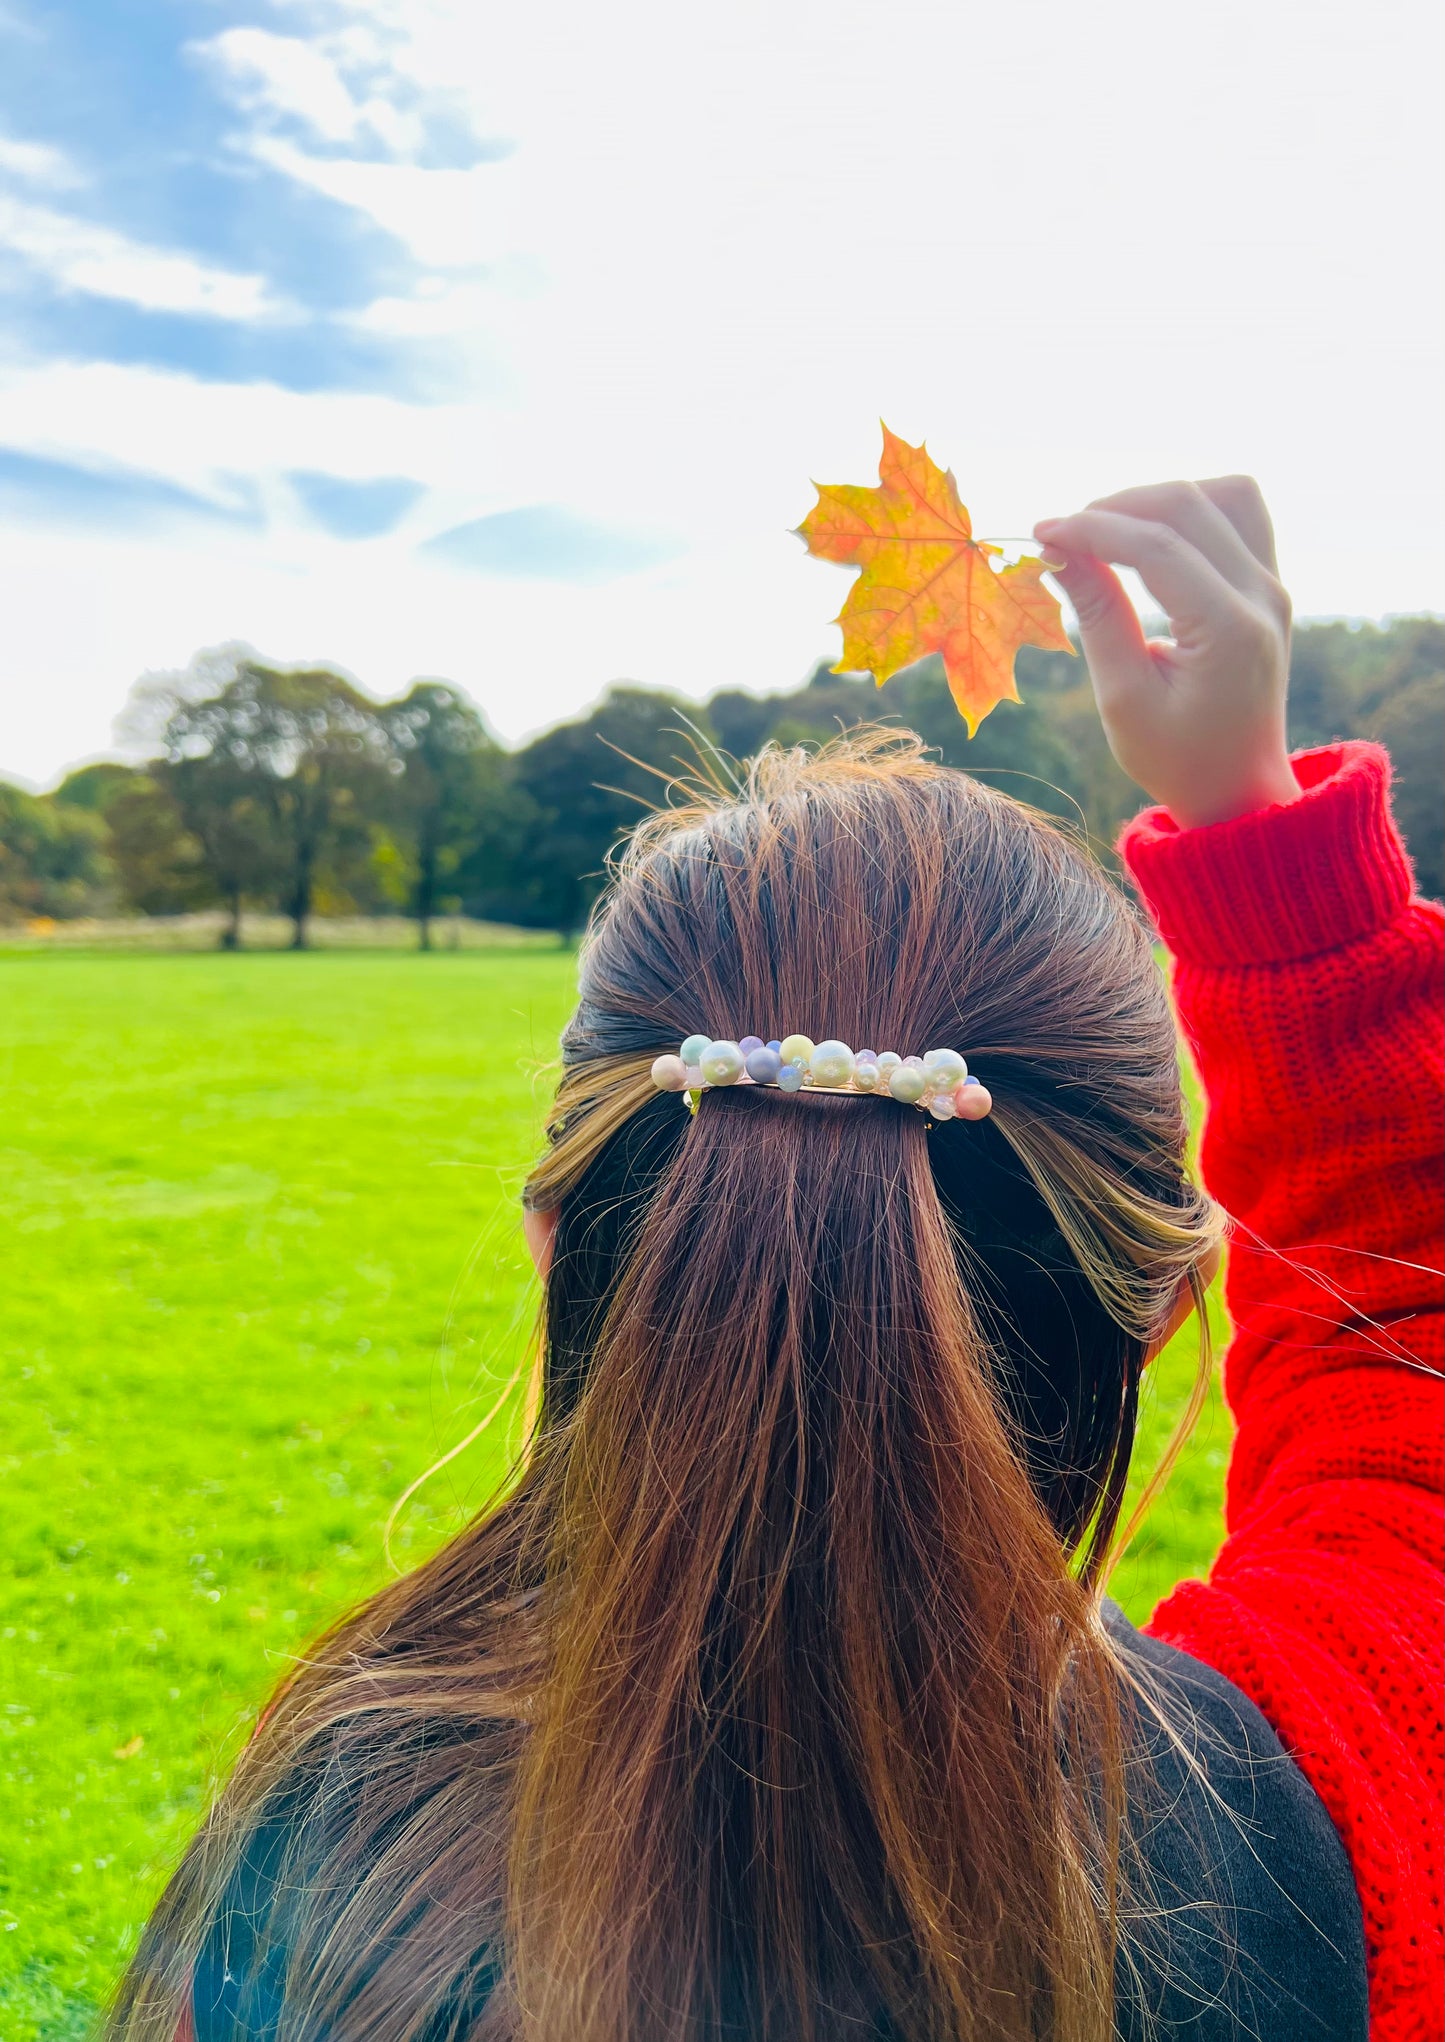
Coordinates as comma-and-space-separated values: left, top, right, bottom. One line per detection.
745, 1046, 783, 1084
766, 1040, 782, 1054
776, 1062, 805, 1092
739, 1035, 764, 1054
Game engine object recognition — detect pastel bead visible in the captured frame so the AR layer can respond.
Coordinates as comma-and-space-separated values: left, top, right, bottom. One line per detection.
699, 1040, 745, 1085
684, 1066, 704, 1090
766, 1040, 782, 1054
739, 1035, 764, 1054
923, 1048, 967, 1088
889, 1065, 928, 1103
929, 1092, 957, 1120
853, 1060, 882, 1091
680, 1033, 711, 1066
954, 1081, 992, 1120
651, 1054, 690, 1092
779, 1034, 815, 1068
809, 1039, 854, 1088
902, 1054, 925, 1071
855, 1049, 877, 1065
876, 1051, 902, 1074
745, 1046, 783, 1084
776, 1061, 805, 1092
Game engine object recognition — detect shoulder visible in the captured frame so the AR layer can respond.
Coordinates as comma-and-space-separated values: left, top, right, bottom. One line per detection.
1105, 1602, 1368, 2042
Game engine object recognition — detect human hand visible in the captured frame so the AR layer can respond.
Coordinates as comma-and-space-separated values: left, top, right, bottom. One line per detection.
1033, 477, 1297, 829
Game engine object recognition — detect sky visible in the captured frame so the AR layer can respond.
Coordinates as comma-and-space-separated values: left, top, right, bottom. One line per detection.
1, 0, 1441, 788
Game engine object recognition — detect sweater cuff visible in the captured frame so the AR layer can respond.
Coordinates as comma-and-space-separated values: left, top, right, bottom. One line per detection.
1118, 742, 1415, 968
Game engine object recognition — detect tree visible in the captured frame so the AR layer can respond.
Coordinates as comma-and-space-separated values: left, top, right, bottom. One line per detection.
0, 781, 113, 920
505, 687, 713, 938
381, 682, 506, 949
151, 663, 392, 948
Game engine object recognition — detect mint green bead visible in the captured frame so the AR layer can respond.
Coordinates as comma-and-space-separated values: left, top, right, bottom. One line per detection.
680, 1033, 711, 1066
888, 1065, 928, 1104
779, 1033, 815, 1068
699, 1040, 745, 1085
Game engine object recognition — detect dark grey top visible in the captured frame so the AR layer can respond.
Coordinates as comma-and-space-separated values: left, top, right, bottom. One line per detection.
194, 1606, 1367, 2040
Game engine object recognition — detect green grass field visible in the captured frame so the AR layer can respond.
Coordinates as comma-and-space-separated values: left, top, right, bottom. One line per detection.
0, 952, 1229, 2039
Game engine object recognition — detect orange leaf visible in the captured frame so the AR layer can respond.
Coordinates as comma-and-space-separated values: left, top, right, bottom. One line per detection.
797, 425, 1073, 734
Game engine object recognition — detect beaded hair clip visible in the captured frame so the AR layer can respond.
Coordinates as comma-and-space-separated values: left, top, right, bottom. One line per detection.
651, 1034, 993, 1121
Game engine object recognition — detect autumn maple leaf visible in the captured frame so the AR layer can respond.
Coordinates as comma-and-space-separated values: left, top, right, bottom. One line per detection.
797, 425, 1073, 734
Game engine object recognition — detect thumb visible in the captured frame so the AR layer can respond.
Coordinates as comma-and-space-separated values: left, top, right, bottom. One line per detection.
1046, 553, 1149, 699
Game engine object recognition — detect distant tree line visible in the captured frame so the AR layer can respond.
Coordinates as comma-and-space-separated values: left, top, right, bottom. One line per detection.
2, 619, 1441, 942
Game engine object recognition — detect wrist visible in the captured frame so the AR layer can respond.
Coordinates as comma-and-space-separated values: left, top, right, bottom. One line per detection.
1165, 757, 1300, 831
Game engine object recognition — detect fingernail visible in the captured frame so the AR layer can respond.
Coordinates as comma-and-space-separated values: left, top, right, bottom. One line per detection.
1039, 551, 1069, 572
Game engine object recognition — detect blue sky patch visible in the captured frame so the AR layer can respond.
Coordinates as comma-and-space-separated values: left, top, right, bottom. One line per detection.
420, 506, 678, 584
289, 470, 424, 538
0, 445, 263, 531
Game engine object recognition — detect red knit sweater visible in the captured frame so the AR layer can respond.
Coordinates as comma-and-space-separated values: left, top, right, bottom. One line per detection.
1119, 742, 1445, 2042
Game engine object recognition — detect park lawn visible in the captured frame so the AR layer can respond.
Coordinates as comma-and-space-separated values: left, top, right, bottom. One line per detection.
0, 951, 1228, 2040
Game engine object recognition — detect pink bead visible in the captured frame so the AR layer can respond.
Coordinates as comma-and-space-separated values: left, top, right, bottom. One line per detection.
651, 1054, 690, 1092
953, 1081, 993, 1121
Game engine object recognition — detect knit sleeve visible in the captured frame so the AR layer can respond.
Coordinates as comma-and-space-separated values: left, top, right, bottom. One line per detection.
1119, 741, 1444, 2042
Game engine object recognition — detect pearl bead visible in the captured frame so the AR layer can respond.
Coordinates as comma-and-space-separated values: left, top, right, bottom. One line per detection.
779, 1034, 815, 1068
699, 1040, 745, 1085
929, 1093, 957, 1120
954, 1081, 993, 1120
680, 1033, 711, 1067
684, 1066, 704, 1089
745, 1046, 783, 1084
777, 1061, 805, 1092
651, 1054, 690, 1092
889, 1065, 928, 1103
809, 1039, 854, 1088
923, 1048, 967, 1088
876, 1051, 902, 1074
853, 1061, 882, 1091
856, 1049, 877, 1065
739, 1035, 764, 1054
902, 1054, 925, 1071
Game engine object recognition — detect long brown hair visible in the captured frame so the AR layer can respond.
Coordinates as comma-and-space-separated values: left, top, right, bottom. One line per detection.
110, 731, 1220, 2042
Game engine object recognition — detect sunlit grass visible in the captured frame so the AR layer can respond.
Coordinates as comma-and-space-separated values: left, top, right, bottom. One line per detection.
0, 952, 1225, 2037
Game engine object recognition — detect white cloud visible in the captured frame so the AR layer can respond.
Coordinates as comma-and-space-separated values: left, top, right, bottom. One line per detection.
0, 194, 285, 319
247, 137, 512, 269
192, 27, 397, 150
0, 131, 82, 188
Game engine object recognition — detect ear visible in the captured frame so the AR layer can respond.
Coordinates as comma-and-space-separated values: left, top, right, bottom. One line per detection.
523, 1203, 559, 1281
1144, 1240, 1222, 1365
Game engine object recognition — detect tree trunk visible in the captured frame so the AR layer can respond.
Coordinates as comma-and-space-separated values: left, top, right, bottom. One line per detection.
220, 890, 242, 950
416, 836, 437, 952
288, 863, 312, 950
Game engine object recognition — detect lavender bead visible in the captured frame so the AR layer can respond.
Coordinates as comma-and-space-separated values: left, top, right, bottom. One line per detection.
739, 1035, 764, 1054
745, 1046, 783, 1084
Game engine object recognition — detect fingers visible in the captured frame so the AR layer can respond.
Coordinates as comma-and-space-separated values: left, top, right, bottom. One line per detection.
1044, 554, 1149, 692
1196, 474, 1279, 574
1033, 506, 1246, 634
1084, 480, 1269, 593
